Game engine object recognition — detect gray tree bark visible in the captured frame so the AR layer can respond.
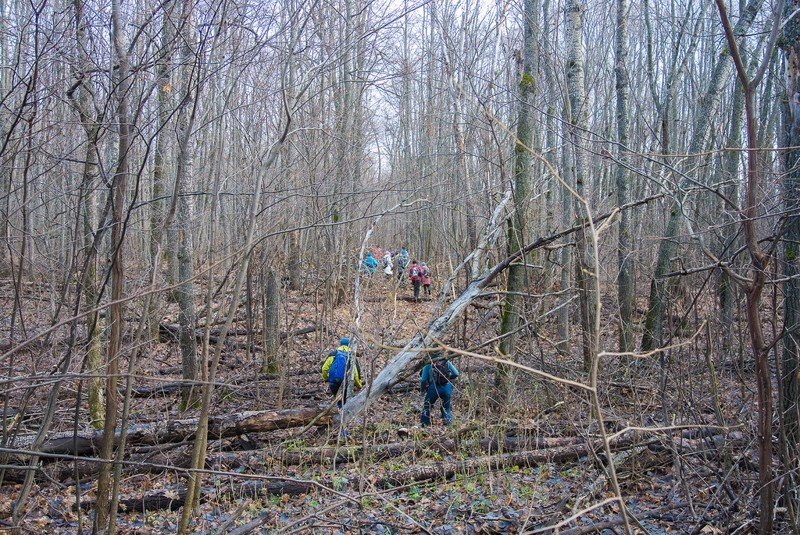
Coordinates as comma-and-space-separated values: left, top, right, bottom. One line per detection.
781, 1, 800, 527
262, 269, 280, 374
94, 0, 131, 529
565, 0, 597, 371
173, 0, 200, 408
494, 0, 535, 409
614, 0, 633, 353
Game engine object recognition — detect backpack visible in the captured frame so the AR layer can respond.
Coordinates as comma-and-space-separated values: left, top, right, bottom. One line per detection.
411, 267, 420, 277
329, 350, 349, 384
422, 266, 430, 277
432, 360, 451, 386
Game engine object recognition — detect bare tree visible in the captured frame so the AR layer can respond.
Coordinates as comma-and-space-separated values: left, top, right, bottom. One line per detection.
494, 0, 535, 408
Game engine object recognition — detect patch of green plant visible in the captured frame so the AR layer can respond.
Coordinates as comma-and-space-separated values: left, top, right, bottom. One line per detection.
560, 465, 581, 478
473, 498, 491, 513
383, 460, 404, 472
407, 485, 422, 501
333, 476, 347, 491
518, 485, 535, 499
282, 438, 306, 451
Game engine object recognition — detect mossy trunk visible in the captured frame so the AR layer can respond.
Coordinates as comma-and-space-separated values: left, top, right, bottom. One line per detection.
262, 269, 280, 374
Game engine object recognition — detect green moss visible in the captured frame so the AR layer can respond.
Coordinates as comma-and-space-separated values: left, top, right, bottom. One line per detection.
520, 72, 535, 92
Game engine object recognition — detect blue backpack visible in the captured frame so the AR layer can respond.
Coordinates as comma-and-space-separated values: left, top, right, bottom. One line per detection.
329, 350, 349, 384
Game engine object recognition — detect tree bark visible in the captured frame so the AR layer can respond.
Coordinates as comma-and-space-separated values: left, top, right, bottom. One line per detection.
614, 0, 633, 353
174, 0, 200, 409
781, 1, 800, 528
494, 0, 535, 409
94, 0, 131, 529
565, 0, 597, 371
262, 269, 280, 374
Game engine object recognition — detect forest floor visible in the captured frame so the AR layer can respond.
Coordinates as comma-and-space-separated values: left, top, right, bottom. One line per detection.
0, 272, 776, 533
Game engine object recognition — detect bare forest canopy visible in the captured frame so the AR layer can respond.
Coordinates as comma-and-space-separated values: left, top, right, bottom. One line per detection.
2, 0, 800, 533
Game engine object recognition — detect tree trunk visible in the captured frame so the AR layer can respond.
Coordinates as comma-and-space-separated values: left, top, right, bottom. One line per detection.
565, 0, 597, 371
174, 0, 200, 409
262, 269, 280, 374
781, 2, 800, 528
614, 0, 633, 353
94, 0, 131, 529
9, 406, 332, 458
494, 0, 535, 409
149, 1, 175, 341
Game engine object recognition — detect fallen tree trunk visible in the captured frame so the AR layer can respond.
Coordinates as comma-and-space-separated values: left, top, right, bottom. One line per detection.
371, 435, 641, 489
8, 406, 331, 457
274, 434, 581, 466
85, 478, 315, 513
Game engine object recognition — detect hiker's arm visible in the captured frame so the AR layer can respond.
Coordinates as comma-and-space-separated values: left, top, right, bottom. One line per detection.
447, 361, 459, 379
420, 365, 430, 390
353, 359, 364, 388
321, 356, 333, 381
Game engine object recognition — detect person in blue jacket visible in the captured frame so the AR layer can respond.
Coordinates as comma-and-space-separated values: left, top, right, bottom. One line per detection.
419, 352, 459, 427
396, 246, 409, 280
362, 251, 378, 274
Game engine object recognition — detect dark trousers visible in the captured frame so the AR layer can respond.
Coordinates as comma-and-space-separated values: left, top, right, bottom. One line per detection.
423, 283, 431, 296
421, 383, 453, 426
412, 280, 421, 300
329, 380, 346, 408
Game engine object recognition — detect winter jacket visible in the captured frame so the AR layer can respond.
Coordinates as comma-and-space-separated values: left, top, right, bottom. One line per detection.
321, 345, 364, 388
408, 263, 423, 282
420, 360, 459, 389
363, 253, 378, 273
421, 265, 431, 286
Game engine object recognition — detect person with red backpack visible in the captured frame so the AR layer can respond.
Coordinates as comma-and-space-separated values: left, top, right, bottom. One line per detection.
321, 338, 364, 406
408, 260, 423, 302
419, 351, 459, 427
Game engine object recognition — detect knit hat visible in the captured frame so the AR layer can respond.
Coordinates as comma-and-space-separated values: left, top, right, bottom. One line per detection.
340, 337, 350, 346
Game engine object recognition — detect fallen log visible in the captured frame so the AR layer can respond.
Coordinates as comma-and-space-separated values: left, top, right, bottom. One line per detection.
84, 479, 315, 513
274, 434, 581, 466
370, 436, 640, 489
8, 405, 332, 456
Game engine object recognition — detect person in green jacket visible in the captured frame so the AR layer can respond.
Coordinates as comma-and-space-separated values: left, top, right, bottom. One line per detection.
321, 338, 364, 406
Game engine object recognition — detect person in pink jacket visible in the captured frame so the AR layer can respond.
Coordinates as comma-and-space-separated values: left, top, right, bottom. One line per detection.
420, 262, 431, 297
408, 260, 423, 302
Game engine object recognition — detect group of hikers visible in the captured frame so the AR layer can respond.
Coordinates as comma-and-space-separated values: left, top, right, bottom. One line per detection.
361, 246, 432, 301
321, 338, 460, 427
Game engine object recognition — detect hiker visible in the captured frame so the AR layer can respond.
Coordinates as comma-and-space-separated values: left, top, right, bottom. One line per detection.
397, 246, 409, 280
419, 352, 459, 427
408, 260, 423, 301
362, 251, 378, 274
420, 262, 431, 297
382, 251, 393, 276
321, 338, 364, 406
